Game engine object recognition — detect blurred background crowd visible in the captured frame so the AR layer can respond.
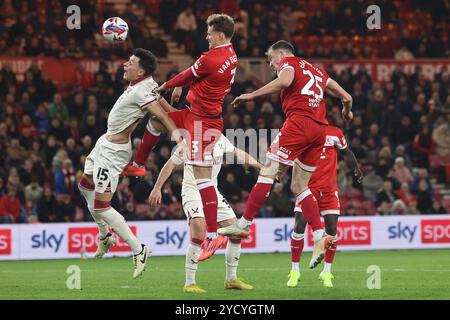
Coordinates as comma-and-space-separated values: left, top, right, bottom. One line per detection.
0, 0, 449, 224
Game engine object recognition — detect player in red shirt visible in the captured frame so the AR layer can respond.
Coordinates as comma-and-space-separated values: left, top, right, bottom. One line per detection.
219, 40, 354, 268
121, 14, 237, 260
287, 125, 363, 288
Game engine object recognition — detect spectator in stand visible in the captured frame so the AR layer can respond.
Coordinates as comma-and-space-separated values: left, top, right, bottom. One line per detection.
53, 158, 77, 197
55, 193, 76, 222
0, 185, 21, 223
175, 8, 197, 49
429, 200, 448, 214
36, 186, 58, 223
415, 179, 433, 214
413, 125, 435, 169
47, 93, 70, 122
362, 166, 384, 202
376, 179, 397, 207
432, 124, 450, 157
265, 183, 293, 217
390, 157, 414, 185
396, 182, 417, 208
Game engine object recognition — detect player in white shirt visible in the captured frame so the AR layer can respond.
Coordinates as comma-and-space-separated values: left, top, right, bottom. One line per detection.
148, 134, 262, 293
78, 48, 185, 278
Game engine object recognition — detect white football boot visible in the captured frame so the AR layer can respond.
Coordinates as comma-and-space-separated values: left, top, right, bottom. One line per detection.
132, 244, 150, 279
94, 233, 117, 258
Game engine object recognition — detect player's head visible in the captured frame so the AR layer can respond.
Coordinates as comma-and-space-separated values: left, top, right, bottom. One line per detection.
266, 40, 295, 71
206, 14, 234, 49
123, 48, 157, 81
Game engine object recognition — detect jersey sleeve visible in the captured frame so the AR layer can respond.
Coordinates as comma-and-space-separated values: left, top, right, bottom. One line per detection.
276, 58, 295, 77
335, 128, 347, 150
191, 52, 212, 78
138, 83, 160, 110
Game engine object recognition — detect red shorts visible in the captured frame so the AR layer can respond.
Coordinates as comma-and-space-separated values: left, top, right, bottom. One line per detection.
168, 108, 223, 166
267, 114, 326, 172
294, 189, 340, 216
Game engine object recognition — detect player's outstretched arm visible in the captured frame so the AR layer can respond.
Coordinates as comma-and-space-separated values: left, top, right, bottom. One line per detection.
325, 78, 353, 121
233, 147, 263, 170
158, 96, 178, 113
231, 68, 294, 107
144, 100, 184, 144
148, 157, 176, 208
341, 147, 363, 183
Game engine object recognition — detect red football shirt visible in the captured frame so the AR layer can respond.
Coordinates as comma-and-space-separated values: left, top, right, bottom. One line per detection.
308, 126, 347, 191
276, 57, 329, 124
187, 43, 238, 117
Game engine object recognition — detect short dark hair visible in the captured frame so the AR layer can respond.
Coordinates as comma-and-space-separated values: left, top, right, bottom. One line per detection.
133, 48, 157, 75
268, 40, 295, 54
206, 14, 235, 39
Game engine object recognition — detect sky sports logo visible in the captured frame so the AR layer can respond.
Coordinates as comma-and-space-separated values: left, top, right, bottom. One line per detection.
306, 221, 371, 246
0, 229, 11, 255
421, 219, 450, 243
68, 227, 136, 253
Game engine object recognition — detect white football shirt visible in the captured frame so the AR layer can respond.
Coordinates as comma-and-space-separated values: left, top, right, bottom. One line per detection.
107, 76, 159, 135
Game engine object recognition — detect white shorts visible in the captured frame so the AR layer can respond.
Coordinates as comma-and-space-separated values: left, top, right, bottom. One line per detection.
183, 192, 236, 223
84, 134, 132, 194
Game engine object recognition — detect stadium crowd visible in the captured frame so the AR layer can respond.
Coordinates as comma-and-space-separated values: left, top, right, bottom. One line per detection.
0, 0, 449, 224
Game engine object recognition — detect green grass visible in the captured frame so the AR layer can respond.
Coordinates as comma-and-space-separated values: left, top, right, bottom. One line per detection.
1, 250, 449, 300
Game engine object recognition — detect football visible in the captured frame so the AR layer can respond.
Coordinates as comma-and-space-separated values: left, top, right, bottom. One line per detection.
102, 17, 129, 41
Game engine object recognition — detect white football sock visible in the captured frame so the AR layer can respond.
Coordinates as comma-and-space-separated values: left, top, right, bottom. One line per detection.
78, 185, 109, 239
225, 239, 241, 281
292, 262, 300, 271
238, 217, 251, 229
185, 243, 201, 286
96, 207, 142, 254
323, 262, 332, 273
313, 229, 325, 242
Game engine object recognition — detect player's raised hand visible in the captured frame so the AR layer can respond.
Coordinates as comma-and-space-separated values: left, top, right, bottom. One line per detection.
155, 82, 168, 94
354, 167, 364, 184
170, 86, 182, 105
342, 108, 353, 122
148, 188, 162, 209
231, 93, 254, 108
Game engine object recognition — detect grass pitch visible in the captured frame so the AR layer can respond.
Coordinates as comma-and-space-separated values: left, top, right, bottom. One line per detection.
1, 250, 449, 300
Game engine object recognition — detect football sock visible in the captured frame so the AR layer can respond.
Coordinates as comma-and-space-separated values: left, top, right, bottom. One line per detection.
78, 182, 109, 239
242, 176, 274, 221
196, 179, 218, 233
185, 239, 202, 286
95, 206, 142, 254
291, 232, 304, 271
225, 238, 241, 281
134, 121, 161, 167
323, 263, 332, 273
296, 189, 323, 233
324, 236, 338, 268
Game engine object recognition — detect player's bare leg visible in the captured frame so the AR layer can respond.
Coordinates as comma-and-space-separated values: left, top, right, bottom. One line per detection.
319, 214, 338, 287
183, 217, 207, 293
93, 187, 149, 278
195, 165, 225, 261
121, 117, 165, 177
78, 174, 116, 258
219, 218, 253, 290
287, 211, 307, 287
290, 164, 331, 269
218, 159, 287, 237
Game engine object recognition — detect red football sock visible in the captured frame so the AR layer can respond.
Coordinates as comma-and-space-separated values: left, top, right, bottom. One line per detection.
325, 241, 337, 263
290, 237, 304, 263
135, 125, 160, 166
196, 179, 218, 233
243, 177, 274, 221
296, 189, 322, 231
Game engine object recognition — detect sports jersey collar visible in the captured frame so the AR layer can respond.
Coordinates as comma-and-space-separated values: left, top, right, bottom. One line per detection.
212, 43, 232, 50
129, 75, 152, 87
